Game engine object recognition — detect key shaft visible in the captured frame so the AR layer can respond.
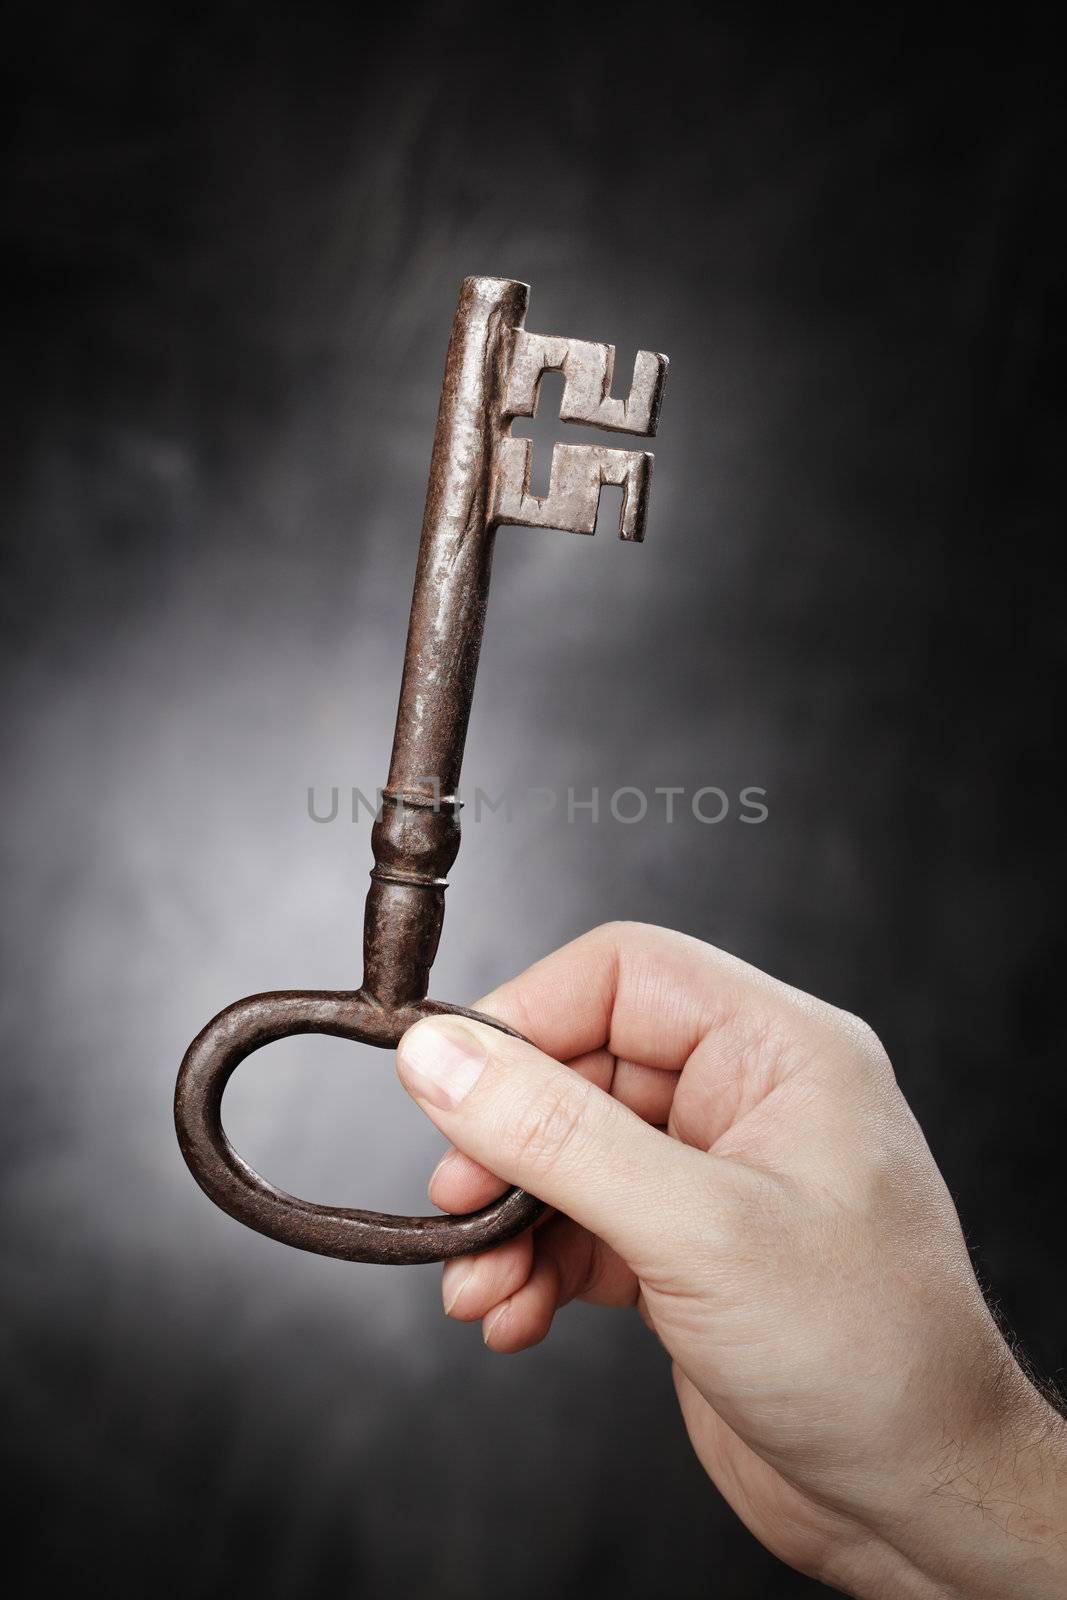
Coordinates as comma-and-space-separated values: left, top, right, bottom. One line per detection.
363, 275, 667, 1007
362, 276, 527, 1007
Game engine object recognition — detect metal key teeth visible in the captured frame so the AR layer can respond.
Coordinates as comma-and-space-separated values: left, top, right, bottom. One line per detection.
493, 437, 653, 541
504, 331, 668, 436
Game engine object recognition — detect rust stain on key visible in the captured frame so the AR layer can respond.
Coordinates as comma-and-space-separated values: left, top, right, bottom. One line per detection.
174, 277, 669, 1264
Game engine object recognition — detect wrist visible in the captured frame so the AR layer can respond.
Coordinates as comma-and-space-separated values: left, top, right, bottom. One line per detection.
877, 1373, 1067, 1600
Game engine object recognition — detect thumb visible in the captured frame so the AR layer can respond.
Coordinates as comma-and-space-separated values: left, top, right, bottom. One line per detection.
396, 1015, 740, 1276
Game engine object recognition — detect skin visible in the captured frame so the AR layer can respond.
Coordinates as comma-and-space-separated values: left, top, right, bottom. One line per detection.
395, 922, 1067, 1599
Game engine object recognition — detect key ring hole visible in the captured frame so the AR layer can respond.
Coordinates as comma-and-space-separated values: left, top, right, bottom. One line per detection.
223, 1033, 450, 1213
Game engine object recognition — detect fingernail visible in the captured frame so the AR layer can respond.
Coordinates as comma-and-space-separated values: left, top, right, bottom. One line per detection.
483, 1302, 509, 1347
427, 1148, 456, 1199
442, 1259, 472, 1316
397, 1020, 487, 1111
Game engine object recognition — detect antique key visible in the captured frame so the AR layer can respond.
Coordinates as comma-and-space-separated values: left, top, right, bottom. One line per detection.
174, 276, 668, 1264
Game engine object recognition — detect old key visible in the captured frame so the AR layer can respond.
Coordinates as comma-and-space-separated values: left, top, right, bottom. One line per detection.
174, 276, 668, 1264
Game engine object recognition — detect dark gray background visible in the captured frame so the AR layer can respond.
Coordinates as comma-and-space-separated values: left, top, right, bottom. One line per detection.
3, 5, 1064, 1595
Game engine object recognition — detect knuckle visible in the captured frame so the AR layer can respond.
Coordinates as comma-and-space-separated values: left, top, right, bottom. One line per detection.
593, 917, 641, 936
838, 1010, 894, 1075
819, 1002, 896, 1085
508, 1073, 593, 1178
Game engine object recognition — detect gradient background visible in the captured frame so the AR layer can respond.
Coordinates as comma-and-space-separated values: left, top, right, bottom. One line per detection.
4, 5, 1065, 1596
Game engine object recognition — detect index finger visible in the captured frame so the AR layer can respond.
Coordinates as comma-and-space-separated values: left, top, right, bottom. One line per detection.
474, 920, 785, 1074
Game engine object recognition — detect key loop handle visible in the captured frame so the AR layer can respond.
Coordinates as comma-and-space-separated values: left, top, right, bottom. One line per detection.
175, 276, 665, 1264
175, 991, 545, 1264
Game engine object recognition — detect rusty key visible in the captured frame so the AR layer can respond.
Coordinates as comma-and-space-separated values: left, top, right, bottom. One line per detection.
174, 276, 668, 1264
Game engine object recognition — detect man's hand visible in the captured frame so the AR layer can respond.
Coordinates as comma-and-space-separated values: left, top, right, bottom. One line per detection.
396, 923, 1067, 1599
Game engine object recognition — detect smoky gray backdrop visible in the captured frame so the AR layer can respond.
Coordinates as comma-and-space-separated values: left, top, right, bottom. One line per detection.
3, 5, 1064, 1596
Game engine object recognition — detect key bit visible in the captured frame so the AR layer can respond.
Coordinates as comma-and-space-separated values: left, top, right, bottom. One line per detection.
493, 439, 653, 540
174, 276, 669, 1266
496, 326, 667, 540
503, 331, 666, 433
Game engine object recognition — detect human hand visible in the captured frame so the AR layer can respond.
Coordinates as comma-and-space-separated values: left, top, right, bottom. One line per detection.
396, 923, 1066, 1598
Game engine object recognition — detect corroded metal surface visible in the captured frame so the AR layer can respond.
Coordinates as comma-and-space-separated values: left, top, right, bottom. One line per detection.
174, 275, 668, 1265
